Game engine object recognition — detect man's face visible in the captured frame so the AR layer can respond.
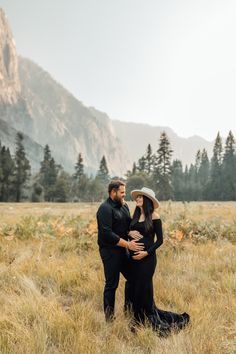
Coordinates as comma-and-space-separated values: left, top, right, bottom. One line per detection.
113, 185, 126, 204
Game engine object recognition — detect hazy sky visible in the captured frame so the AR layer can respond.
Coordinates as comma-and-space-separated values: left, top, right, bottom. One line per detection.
1, 0, 236, 140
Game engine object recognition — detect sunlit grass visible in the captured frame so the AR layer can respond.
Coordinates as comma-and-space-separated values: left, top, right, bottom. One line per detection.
0, 202, 235, 353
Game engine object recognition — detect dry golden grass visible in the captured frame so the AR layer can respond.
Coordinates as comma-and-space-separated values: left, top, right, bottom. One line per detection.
0, 202, 235, 354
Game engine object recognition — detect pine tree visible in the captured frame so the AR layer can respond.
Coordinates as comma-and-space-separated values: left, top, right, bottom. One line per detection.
54, 171, 71, 202
208, 132, 223, 200
187, 164, 197, 200
0, 146, 15, 201
145, 144, 154, 175
137, 144, 154, 174
72, 153, 88, 201
40, 145, 51, 176
183, 165, 189, 200
97, 155, 109, 184
195, 150, 201, 174
39, 145, 58, 201
222, 131, 236, 200
14, 132, 31, 202
198, 149, 210, 199
137, 156, 146, 172
153, 131, 173, 200
193, 150, 202, 200
74, 153, 84, 181
125, 162, 136, 178
132, 162, 137, 175
171, 159, 184, 200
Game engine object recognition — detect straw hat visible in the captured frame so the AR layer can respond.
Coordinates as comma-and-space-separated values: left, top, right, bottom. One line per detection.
130, 187, 159, 209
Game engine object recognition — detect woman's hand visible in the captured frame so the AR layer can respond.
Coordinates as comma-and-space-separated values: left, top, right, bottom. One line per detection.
128, 230, 143, 240
132, 251, 148, 260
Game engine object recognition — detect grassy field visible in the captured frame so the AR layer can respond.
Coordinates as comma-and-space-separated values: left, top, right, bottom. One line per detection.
0, 202, 235, 354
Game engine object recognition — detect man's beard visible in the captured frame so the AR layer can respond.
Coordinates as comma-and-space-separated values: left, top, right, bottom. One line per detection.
114, 195, 124, 205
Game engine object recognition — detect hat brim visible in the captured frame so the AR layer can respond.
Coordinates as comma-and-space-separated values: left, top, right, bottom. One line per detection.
130, 190, 159, 209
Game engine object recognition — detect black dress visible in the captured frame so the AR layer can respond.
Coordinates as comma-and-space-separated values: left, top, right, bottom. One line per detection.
128, 219, 190, 335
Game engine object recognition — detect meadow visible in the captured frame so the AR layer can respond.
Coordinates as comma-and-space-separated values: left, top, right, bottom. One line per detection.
0, 202, 235, 354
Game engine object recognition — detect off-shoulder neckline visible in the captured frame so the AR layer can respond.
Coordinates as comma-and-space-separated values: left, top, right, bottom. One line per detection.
138, 218, 160, 223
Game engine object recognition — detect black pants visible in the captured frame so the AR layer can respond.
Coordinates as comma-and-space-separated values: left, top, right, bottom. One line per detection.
99, 247, 131, 321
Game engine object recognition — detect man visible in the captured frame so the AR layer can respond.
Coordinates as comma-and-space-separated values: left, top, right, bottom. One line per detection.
97, 179, 144, 321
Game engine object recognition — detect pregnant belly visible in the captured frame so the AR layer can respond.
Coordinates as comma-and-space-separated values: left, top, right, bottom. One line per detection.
128, 237, 150, 256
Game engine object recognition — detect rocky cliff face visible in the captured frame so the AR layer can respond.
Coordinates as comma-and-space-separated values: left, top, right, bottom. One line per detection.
0, 9, 39, 170
0, 9, 20, 104
18, 58, 130, 175
0, 7, 130, 176
0, 9, 33, 138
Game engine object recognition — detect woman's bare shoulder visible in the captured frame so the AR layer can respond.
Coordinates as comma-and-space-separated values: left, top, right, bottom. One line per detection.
152, 211, 160, 220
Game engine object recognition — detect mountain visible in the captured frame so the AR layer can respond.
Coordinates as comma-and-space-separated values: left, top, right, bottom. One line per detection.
0, 8, 130, 176
18, 57, 130, 175
0, 8, 42, 171
0, 8, 20, 104
112, 121, 214, 167
0, 8, 33, 133
0, 7, 215, 177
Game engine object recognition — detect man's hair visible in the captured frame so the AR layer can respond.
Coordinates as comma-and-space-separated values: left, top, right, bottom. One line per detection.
108, 180, 125, 194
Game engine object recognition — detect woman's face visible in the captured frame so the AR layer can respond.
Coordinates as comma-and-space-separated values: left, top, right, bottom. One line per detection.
135, 194, 143, 208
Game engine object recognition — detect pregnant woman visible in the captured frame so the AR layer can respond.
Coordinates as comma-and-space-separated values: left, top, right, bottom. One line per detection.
128, 187, 190, 335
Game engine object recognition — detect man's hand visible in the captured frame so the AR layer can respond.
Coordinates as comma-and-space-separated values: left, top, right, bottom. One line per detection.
132, 251, 148, 260
128, 240, 145, 252
128, 230, 143, 240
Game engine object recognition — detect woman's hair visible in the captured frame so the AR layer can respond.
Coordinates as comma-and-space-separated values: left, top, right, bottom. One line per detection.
130, 195, 154, 233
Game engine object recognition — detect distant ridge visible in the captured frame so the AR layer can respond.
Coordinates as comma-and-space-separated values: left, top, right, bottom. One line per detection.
112, 120, 214, 167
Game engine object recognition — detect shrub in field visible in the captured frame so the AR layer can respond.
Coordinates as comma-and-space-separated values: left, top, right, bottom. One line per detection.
0, 214, 90, 241
165, 211, 236, 244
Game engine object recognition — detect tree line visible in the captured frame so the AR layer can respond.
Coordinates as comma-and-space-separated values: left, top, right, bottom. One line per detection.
0, 133, 112, 202
126, 131, 236, 201
1, 130, 236, 202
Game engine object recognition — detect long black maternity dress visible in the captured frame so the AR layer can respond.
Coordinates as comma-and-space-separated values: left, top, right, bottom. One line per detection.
128, 219, 190, 335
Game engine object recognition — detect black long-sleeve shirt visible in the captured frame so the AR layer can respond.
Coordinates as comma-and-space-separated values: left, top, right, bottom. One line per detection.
96, 197, 131, 249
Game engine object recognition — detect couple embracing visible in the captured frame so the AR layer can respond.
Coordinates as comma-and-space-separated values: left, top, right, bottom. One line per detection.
97, 180, 190, 335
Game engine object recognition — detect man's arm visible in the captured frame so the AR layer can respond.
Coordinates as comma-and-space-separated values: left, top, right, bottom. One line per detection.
97, 204, 120, 246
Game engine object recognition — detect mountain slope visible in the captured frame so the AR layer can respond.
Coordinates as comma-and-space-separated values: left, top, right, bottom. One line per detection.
18, 57, 130, 175
112, 120, 214, 166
